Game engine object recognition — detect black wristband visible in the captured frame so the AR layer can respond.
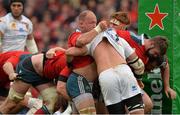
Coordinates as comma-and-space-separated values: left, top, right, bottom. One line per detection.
134, 74, 143, 80
58, 75, 68, 82
128, 57, 139, 65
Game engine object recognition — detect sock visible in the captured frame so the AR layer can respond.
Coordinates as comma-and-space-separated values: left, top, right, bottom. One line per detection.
34, 105, 50, 114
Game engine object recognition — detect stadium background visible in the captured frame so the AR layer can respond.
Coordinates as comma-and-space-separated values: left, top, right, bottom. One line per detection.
0, 0, 138, 51
0, 0, 179, 114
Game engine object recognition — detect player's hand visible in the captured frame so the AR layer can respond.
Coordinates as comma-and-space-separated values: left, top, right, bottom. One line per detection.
46, 49, 56, 58
165, 87, 176, 99
9, 72, 18, 80
98, 20, 109, 31
95, 20, 109, 33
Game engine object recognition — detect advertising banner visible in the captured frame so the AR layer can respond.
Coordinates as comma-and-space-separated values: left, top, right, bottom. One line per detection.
138, 0, 179, 113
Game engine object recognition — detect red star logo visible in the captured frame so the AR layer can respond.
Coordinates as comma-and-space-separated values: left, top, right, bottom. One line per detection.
145, 4, 168, 30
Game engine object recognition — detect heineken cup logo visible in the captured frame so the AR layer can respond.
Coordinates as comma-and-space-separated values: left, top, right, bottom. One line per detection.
147, 69, 163, 114
145, 4, 168, 30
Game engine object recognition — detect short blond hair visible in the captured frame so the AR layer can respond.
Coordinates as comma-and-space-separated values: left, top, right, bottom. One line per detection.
110, 12, 130, 25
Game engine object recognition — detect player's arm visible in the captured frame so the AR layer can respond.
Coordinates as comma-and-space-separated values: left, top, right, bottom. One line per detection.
127, 53, 145, 89
26, 34, 38, 53
46, 47, 66, 58
127, 53, 144, 75
26, 21, 38, 53
57, 67, 71, 100
65, 46, 88, 69
121, 37, 145, 75
161, 62, 176, 99
66, 46, 88, 56
3, 61, 18, 80
76, 21, 108, 47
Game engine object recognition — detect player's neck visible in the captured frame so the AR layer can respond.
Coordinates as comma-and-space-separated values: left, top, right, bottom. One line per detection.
14, 16, 22, 21
12, 14, 22, 21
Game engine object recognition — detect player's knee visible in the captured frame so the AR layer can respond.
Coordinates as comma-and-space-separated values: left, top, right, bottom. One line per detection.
143, 92, 153, 113
79, 106, 96, 114
73, 93, 96, 114
8, 88, 25, 103
73, 93, 94, 105
144, 98, 153, 113
40, 87, 58, 113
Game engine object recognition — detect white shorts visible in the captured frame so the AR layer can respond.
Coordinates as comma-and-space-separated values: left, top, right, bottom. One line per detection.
99, 64, 141, 106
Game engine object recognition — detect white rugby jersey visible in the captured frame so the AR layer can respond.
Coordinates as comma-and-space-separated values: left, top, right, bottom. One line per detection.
0, 13, 33, 52
86, 28, 134, 59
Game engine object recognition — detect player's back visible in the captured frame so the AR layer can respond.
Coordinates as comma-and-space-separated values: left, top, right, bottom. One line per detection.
43, 51, 67, 79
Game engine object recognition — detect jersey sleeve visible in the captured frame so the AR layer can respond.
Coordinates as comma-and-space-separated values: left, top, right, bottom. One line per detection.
28, 21, 33, 34
68, 32, 81, 47
59, 66, 71, 78
129, 31, 143, 45
6, 56, 19, 68
58, 66, 71, 82
121, 37, 135, 58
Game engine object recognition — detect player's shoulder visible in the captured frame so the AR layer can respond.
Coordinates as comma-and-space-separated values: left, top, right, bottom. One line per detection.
55, 51, 66, 59
0, 14, 9, 23
129, 31, 143, 44
21, 15, 32, 24
68, 31, 81, 41
70, 31, 81, 38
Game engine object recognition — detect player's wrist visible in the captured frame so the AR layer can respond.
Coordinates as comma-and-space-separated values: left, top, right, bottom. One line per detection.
9, 72, 17, 80
94, 25, 102, 33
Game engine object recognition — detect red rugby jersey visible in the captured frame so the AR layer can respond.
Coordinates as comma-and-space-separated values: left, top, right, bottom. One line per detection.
0, 51, 30, 87
43, 51, 70, 79
116, 30, 148, 64
67, 32, 94, 69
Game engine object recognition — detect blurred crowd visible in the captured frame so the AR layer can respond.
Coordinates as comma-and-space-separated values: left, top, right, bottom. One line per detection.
0, 0, 138, 52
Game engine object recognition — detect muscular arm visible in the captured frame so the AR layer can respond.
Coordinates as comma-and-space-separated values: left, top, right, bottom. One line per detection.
126, 52, 137, 62
66, 46, 88, 56
65, 46, 88, 68
76, 21, 108, 47
127, 52, 145, 76
119, 36, 145, 75
46, 47, 66, 58
26, 34, 38, 53
76, 29, 99, 47
3, 62, 17, 80
161, 63, 170, 89
48, 47, 66, 53
161, 63, 176, 99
